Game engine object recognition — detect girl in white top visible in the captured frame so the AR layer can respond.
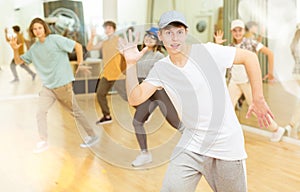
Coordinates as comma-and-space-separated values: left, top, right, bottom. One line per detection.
215, 19, 287, 142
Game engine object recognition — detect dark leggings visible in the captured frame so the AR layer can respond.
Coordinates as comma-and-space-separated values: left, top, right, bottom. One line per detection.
133, 88, 183, 151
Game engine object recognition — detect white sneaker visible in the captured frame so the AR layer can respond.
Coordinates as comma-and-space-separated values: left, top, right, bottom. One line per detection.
287, 124, 299, 139
33, 141, 48, 153
285, 125, 292, 137
132, 152, 152, 167
270, 127, 285, 142
80, 135, 99, 148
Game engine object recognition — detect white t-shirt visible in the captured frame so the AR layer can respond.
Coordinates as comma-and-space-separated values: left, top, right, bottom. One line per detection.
145, 43, 247, 160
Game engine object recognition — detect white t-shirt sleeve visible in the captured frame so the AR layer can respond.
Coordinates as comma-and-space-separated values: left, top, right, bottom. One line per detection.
144, 63, 163, 87
203, 42, 236, 69
256, 42, 264, 52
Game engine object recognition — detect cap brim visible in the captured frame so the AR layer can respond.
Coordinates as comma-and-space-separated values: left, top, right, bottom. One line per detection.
231, 25, 244, 30
160, 20, 188, 29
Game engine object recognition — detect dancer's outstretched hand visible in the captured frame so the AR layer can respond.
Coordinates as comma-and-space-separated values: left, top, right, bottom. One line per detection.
119, 29, 148, 65
263, 73, 276, 83
9, 37, 22, 50
246, 97, 274, 128
75, 65, 92, 76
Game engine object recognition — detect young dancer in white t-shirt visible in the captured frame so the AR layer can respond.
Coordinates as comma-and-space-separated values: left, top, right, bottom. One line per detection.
120, 10, 274, 192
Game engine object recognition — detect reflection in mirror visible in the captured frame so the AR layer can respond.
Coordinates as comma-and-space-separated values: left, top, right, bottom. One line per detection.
234, 0, 300, 140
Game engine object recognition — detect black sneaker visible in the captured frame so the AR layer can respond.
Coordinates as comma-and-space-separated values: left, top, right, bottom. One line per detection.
96, 116, 112, 125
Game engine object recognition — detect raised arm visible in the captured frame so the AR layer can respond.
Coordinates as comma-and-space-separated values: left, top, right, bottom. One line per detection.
86, 28, 103, 51
213, 30, 227, 45
9, 37, 25, 64
74, 42, 92, 75
233, 48, 274, 128
4, 28, 10, 42
119, 30, 157, 106
74, 42, 83, 64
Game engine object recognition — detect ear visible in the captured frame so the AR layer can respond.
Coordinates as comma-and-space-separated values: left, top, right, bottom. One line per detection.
157, 31, 162, 41
185, 28, 189, 34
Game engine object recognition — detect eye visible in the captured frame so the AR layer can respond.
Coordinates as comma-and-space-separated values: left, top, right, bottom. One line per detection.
150, 35, 156, 40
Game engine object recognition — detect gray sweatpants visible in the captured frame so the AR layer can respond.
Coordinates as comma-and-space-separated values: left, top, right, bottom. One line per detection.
161, 148, 247, 192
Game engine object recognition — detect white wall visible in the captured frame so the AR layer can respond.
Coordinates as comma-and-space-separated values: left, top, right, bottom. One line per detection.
181, 0, 223, 42
0, 0, 17, 67
0, 0, 43, 67
117, 0, 147, 28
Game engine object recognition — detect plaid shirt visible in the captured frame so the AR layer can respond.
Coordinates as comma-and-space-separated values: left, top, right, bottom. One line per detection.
230, 37, 260, 53
228, 37, 263, 84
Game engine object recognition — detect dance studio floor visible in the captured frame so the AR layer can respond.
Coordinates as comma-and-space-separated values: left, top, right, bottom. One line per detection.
0, 65, 299, 191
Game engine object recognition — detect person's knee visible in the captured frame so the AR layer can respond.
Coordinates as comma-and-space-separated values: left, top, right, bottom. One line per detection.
97, 87, 107, 96
10, 62, 16, 67
36, 109, 48, 119
161, 172, 186, 192
133, 118, 143, 126
132, 119, 145, 133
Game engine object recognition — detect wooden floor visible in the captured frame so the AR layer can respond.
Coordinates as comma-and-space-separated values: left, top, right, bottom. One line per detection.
0, 65, 300, 191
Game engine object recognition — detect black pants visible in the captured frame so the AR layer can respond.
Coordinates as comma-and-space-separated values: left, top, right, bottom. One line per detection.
96, 77, 115, 116
133, 88, 183, 150
96, 78, 128, 116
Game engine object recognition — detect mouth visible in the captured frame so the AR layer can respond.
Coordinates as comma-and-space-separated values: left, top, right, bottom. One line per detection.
170, 44, 180, 49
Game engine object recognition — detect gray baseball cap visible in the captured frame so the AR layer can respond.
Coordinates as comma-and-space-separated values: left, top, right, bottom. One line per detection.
158, 10, 188, 29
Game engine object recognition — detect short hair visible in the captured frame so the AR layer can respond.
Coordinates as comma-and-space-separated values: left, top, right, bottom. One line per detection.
103, 21, 116, 30
159, 21, 188, 31
28, 17, 52, 39
12, 25, 21, 33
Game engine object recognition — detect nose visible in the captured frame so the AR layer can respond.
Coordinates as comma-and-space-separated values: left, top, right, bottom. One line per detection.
171, 33, 178, 41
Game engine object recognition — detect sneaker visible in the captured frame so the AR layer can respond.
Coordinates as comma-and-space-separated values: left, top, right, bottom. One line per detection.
10, 79, 19, 83
286, 124, 299, 139
132, 152, 152, 167
270, 127, 285, 142
33, 141, 48, 153
236, 101, 242, 111
285, 125, 292, 137
80, 135, 100, 148
96, 116, 112, 125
